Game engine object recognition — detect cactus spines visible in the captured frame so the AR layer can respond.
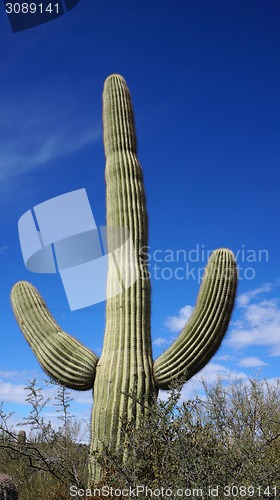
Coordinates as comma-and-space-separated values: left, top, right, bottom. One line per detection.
11, 281, 98, 391
89, 75, 156, 480
0, 474, 18, 500
11, 74, 237, 484
154, 248, 237, 389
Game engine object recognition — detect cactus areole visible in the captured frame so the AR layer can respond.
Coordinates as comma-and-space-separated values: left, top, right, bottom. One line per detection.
11, 74, 237, 484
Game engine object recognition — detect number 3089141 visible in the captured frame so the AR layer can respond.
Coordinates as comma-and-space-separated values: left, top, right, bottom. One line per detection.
5, 3, 60, 14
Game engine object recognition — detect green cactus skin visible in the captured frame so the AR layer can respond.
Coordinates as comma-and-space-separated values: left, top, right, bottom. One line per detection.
89, 75, 157, 480
11, 74, 237, 484
11, 282, 98, 391
154, 248, 237, 390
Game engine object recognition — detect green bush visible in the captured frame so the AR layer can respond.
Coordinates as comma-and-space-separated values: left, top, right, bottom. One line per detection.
0, 376, 279, 499
98, 376, 280, 496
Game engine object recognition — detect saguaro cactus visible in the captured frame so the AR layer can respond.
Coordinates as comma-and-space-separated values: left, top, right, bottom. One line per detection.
11, 74, 237, 484
16, 429, 26, 451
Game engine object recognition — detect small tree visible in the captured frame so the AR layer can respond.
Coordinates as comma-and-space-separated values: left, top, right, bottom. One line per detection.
0, 379, 89, 499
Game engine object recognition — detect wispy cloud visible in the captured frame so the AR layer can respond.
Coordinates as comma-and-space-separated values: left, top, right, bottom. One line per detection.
164, 283, 280, 361
237, 283, 274, 307
0, 376, 56, 405
164, 304, 194, 333
72, 392, 92, 405
159, 362, 248, 402
0, 370, 32, 380
153, 337, 172, 347
0, 374, 92, 442
0, 84, 101, 184
238, 357, 268, 368
0, 246, 10, 254
0, 380, 27, 404
215, 354, 235, 362
160, 282, 280, 388
0, 372, 92, 408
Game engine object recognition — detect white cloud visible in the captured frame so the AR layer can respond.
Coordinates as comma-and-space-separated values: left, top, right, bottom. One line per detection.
238, 357, 268, 368
165, 304, 194, 333
0, 372, 93, 408
159, 362, 248, 402
237, 283, 274, 307
194, 362, 247, 385
0, 376, 92, 441
215, 354, 235, 362
0, 380, 27, 404
153, 337, 171, 347
162, 282, 280, 362
162, 281, 280, 386
3, 410, 90, 443
0, 370, 24, 379
227, 296, 280, 356
0, 370, 37, 381
72, 392, 92, 405
0, 378, 57, 405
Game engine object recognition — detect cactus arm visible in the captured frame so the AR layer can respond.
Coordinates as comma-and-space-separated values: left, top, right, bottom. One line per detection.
11, 281, 98, 391
153, 249, 237, 390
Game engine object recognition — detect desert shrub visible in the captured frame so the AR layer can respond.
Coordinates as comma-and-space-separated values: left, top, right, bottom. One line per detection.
0, 376, 279, 499
97, 376, 280, 497
0, 379, 89, 499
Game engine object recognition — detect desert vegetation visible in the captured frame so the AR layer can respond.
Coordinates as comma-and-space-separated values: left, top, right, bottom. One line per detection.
0, 375, 279, 499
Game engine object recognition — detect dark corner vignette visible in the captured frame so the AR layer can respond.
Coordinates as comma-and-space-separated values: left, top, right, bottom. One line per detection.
3, 0, 80, 32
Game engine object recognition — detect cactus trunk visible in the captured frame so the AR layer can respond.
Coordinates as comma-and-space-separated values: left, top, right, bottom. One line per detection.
89, 75, 157, 480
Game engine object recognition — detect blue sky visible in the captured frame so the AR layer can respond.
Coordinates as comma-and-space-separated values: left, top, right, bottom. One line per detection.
0, 1, 279, 435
